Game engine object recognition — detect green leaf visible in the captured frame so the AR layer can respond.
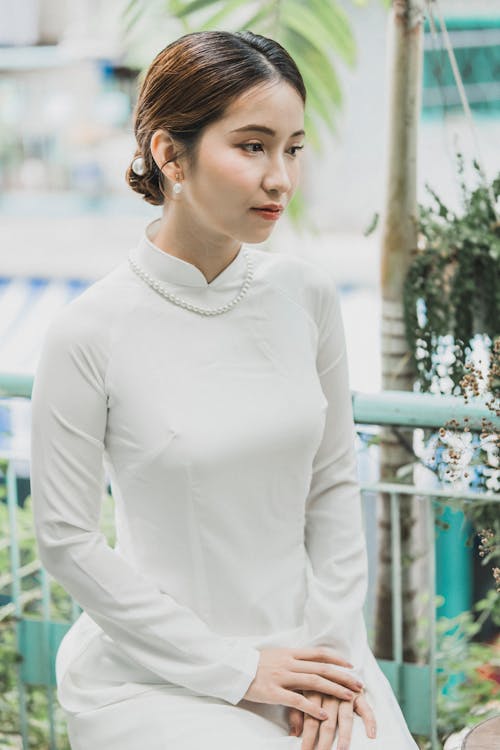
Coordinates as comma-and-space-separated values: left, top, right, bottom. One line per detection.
123, 0, 140, 18
302, 80, 337, 132
364, 212, 380, 236
121, 0, 146, 33
293, 52, 339, 123
284, 26, 343, 107
286, 186, 317, 232
309, 0, 357, 63
173, 0, 222, 20
239, 3, 276, 33
302, 112, 322, 152
282, 0, 356, 67
197, 0, 243, 29
281, 33, 343, 144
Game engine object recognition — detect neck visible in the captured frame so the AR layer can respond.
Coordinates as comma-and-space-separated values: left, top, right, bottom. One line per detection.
151, 206, 242, 285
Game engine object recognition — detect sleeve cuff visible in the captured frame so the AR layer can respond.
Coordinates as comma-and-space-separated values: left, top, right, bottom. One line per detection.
221, 644, 261, 705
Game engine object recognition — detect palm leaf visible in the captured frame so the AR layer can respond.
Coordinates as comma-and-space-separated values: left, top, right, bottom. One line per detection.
298, 64, 337, 132
291, 41, 342, 109
198, 0, 257, 30
171, 0, 223, 19
302, 109, 325, 152
123, 0, 139, 17
122, 0, 147, 33
286, 186, 318, 233
239, 3, 276, 34
308, 0, 357, 66
281, 27, 343, 144
199, 1, 273, 32
281, 1, 356, 68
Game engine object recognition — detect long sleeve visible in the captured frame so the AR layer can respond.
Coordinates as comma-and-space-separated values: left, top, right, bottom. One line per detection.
30, 301, 260, 705
299, 277, 370, 677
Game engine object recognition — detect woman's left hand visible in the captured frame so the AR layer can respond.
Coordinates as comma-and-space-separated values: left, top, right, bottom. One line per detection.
287, 689, 377, 750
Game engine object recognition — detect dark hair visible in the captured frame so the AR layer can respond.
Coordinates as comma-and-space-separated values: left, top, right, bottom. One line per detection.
126, 30, 306, 205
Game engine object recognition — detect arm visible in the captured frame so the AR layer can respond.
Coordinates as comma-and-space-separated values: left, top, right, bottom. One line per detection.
299, 278, 370, 678
30, 303, 260, 705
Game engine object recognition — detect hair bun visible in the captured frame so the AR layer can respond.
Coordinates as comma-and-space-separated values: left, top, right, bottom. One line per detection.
131, 156, 146, 175
126, 160, 164, 206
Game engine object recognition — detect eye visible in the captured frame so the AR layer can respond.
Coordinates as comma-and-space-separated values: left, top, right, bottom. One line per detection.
240, 142, 264, 153
239, 143, 305, 157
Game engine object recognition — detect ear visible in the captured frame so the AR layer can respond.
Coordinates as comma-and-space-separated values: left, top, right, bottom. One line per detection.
150, 128, 183, 182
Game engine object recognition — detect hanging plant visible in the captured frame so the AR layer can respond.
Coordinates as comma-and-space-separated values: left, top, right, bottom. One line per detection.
403, 153, 500, 397
404, 154, 500, 593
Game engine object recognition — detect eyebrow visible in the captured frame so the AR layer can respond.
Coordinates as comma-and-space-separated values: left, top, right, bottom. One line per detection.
229, 125, 305, 138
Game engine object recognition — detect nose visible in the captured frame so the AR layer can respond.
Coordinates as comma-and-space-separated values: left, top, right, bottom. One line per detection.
262, 153, 293, 196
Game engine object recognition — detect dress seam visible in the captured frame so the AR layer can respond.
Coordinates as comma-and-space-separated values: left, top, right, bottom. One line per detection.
261, 278, 320, 342
102, 286, 145, 407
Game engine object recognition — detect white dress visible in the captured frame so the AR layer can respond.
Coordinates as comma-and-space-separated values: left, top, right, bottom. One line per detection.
30, 217, 418, 749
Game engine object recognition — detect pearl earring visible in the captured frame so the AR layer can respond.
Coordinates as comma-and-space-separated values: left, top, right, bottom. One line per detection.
173, 173, 183, 195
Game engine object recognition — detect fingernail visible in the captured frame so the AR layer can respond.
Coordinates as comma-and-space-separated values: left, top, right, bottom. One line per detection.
355, 682, 364, 689
370, 726, 377, 738
344, 691, 354, 699
320, 710, 329, 719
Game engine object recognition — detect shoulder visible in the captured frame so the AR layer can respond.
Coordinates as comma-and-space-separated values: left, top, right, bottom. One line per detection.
249, 247, 339, 329
40, 261, 137, 364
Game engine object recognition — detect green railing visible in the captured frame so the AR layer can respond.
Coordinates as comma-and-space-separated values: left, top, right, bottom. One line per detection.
1, 373, 499, 749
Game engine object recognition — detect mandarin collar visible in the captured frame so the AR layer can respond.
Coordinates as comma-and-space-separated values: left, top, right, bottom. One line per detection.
129, 217, 248, 289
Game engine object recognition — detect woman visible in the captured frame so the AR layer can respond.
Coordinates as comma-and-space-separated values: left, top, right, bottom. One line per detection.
31, 30, 418, 750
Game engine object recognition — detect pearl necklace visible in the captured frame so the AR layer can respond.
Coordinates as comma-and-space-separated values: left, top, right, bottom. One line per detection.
128, 250, 254, 316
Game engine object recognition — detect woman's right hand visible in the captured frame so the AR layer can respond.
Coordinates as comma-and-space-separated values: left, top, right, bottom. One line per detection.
242, 647, 364, 721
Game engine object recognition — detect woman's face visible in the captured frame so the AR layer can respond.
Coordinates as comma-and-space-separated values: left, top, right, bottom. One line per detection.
178, 79, 305, 243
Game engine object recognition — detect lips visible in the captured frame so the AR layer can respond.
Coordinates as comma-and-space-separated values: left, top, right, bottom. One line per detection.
250, 207, 283, 222
251, 207, 283, 214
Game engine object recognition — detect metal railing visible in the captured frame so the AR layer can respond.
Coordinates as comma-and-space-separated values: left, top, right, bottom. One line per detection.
1, 373, 499, 750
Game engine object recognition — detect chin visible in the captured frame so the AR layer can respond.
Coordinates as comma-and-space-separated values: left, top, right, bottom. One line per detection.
242, 225, 277, 244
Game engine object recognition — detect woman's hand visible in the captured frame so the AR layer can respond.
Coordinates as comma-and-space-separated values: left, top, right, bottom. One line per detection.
287, 689, 377, 749
243, 647, 364, 722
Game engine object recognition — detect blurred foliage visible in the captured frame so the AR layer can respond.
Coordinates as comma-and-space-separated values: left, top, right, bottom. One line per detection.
403, 154, 500, 395
436, 589, 500, 739
398, 153, 500, 584
410, 589, 500, 748
0, 485, 115, 748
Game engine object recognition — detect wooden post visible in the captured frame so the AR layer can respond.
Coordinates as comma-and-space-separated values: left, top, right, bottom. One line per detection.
374, 0, 425, 661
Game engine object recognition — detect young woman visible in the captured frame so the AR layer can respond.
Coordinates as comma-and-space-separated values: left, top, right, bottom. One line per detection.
31, 30, 418, 750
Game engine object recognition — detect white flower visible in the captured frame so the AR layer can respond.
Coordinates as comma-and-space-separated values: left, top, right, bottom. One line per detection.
480, 433, 499, 469
440, 430, 474, 486
483, 467, 500, 493
442, 431, 473, 452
